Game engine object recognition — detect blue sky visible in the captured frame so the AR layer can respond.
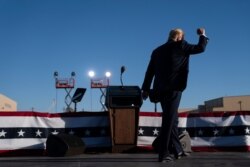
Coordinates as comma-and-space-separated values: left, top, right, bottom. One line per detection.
0, 0, 249, 112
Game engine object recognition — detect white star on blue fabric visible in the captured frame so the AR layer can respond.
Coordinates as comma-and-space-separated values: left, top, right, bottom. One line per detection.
17, 129, 25, 137
198, 129, 203, 136
213, 129, 219, 136
69, 129, 75, 135
0, 129, 7, 137
138, 128, 144, 135
245, 127, 250, 134
100, 129, 106, 135
51, 130, 59, 135
35, 129, 42, 137
85, 130, 91, 136
229, 128, 235, 135
153, 128, 159, 136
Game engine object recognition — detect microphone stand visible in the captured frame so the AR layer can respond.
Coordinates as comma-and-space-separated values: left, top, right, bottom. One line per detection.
154, 103, 157, 112
120, 66, 125, 90
120, 73, 124, 90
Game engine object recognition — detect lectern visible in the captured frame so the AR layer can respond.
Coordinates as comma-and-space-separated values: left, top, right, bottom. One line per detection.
105, 86, 142, 153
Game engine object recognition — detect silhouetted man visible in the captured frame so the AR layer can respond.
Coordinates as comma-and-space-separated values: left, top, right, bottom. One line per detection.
141, 28, 209, 162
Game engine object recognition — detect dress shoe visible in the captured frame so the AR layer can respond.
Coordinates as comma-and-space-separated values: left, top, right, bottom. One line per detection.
158, 155, 174, 163
175, 152, 190, 159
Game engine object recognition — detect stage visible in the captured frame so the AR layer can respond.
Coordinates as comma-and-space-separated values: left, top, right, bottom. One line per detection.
0, 152, 250, 167
0, 110, 250, 156
1, 110, 250, 166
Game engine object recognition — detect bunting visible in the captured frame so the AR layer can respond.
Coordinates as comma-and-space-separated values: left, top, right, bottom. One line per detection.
137, 111, 250, 151
0, 112, 111, 155
1, 111, 250, 156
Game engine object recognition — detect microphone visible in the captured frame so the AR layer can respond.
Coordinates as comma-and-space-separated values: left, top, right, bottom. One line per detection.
121, 66, 126, 74
120, 66, 126, 88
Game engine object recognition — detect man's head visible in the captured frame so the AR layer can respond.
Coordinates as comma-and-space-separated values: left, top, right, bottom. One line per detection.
168, 28, 184, 41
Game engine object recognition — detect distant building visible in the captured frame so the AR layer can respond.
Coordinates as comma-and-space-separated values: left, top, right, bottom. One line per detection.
178, 108, 196, 113
193, 95, 250, 112
0, 94, 17, 111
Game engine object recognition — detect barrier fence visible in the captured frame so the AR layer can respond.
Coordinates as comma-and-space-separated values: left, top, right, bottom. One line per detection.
0, 110, 249, 156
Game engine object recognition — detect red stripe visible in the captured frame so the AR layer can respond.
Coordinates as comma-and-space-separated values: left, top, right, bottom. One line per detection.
187, 111, 250, 117
0, 147, 112, 156
139, 112, 189, 117
137, 146, 250, 152
139, 112, 189, 118
139, 112, 161, 117
0, 111, 108, 118
1, 111, 250, 117
191, 146, 250, 152
1, 146, 250, 156
0, 149, 46, 157
139, 111, 250, 118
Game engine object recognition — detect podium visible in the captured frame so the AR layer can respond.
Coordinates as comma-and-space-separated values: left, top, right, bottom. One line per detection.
105, 86, 142, 153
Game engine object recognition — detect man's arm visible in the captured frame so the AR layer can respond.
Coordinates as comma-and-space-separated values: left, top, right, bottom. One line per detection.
141, 54, 155, 100
181, 28, 209, 55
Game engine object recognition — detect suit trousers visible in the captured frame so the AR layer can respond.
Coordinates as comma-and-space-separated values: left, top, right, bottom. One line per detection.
159, 91, 183, 158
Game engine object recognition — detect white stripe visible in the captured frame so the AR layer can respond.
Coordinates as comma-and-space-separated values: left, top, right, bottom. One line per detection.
82, 137, 112, 148
59, 117, 109, 127
240, 115, 250, 125
137, 136, 250, 147
139, 116, 161, 127
138, 116, 187, 128
0, 137, 112, 150
137, 136, 155, 147
178, 117, 188, 128
139, 115, 250, 128
191, 136, 250, 147
0, 138, 46, 150
0, 116, 109, 128
186, 115, 250, 127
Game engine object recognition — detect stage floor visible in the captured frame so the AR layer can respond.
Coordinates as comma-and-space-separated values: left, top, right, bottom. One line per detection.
0, 152, 250, 167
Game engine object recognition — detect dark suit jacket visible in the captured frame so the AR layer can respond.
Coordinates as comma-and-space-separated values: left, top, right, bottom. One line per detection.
142, 35, 208, 96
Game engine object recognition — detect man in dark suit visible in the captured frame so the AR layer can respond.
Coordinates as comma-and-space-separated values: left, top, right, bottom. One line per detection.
141, 28, 209, 162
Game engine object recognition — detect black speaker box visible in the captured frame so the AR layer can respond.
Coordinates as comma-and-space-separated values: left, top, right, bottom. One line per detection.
152, 131, 192, 153
179, 131, 192, 153
105, 86, 142, 108
46, 133, 85, 157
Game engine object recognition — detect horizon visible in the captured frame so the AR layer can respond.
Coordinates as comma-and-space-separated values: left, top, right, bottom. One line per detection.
1, 0, 249, 112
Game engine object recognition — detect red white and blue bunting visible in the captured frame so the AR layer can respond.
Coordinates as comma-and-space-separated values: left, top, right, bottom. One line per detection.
0, 111, 250, 155
137, 112, 250, 151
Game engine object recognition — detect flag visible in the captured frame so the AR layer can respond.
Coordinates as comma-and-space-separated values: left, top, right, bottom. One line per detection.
1, 110, 250, 156
137, 111, 250, 151
0, 111, 111, 155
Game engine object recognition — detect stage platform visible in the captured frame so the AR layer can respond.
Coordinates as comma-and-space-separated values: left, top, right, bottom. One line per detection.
0, 152, 250, 167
